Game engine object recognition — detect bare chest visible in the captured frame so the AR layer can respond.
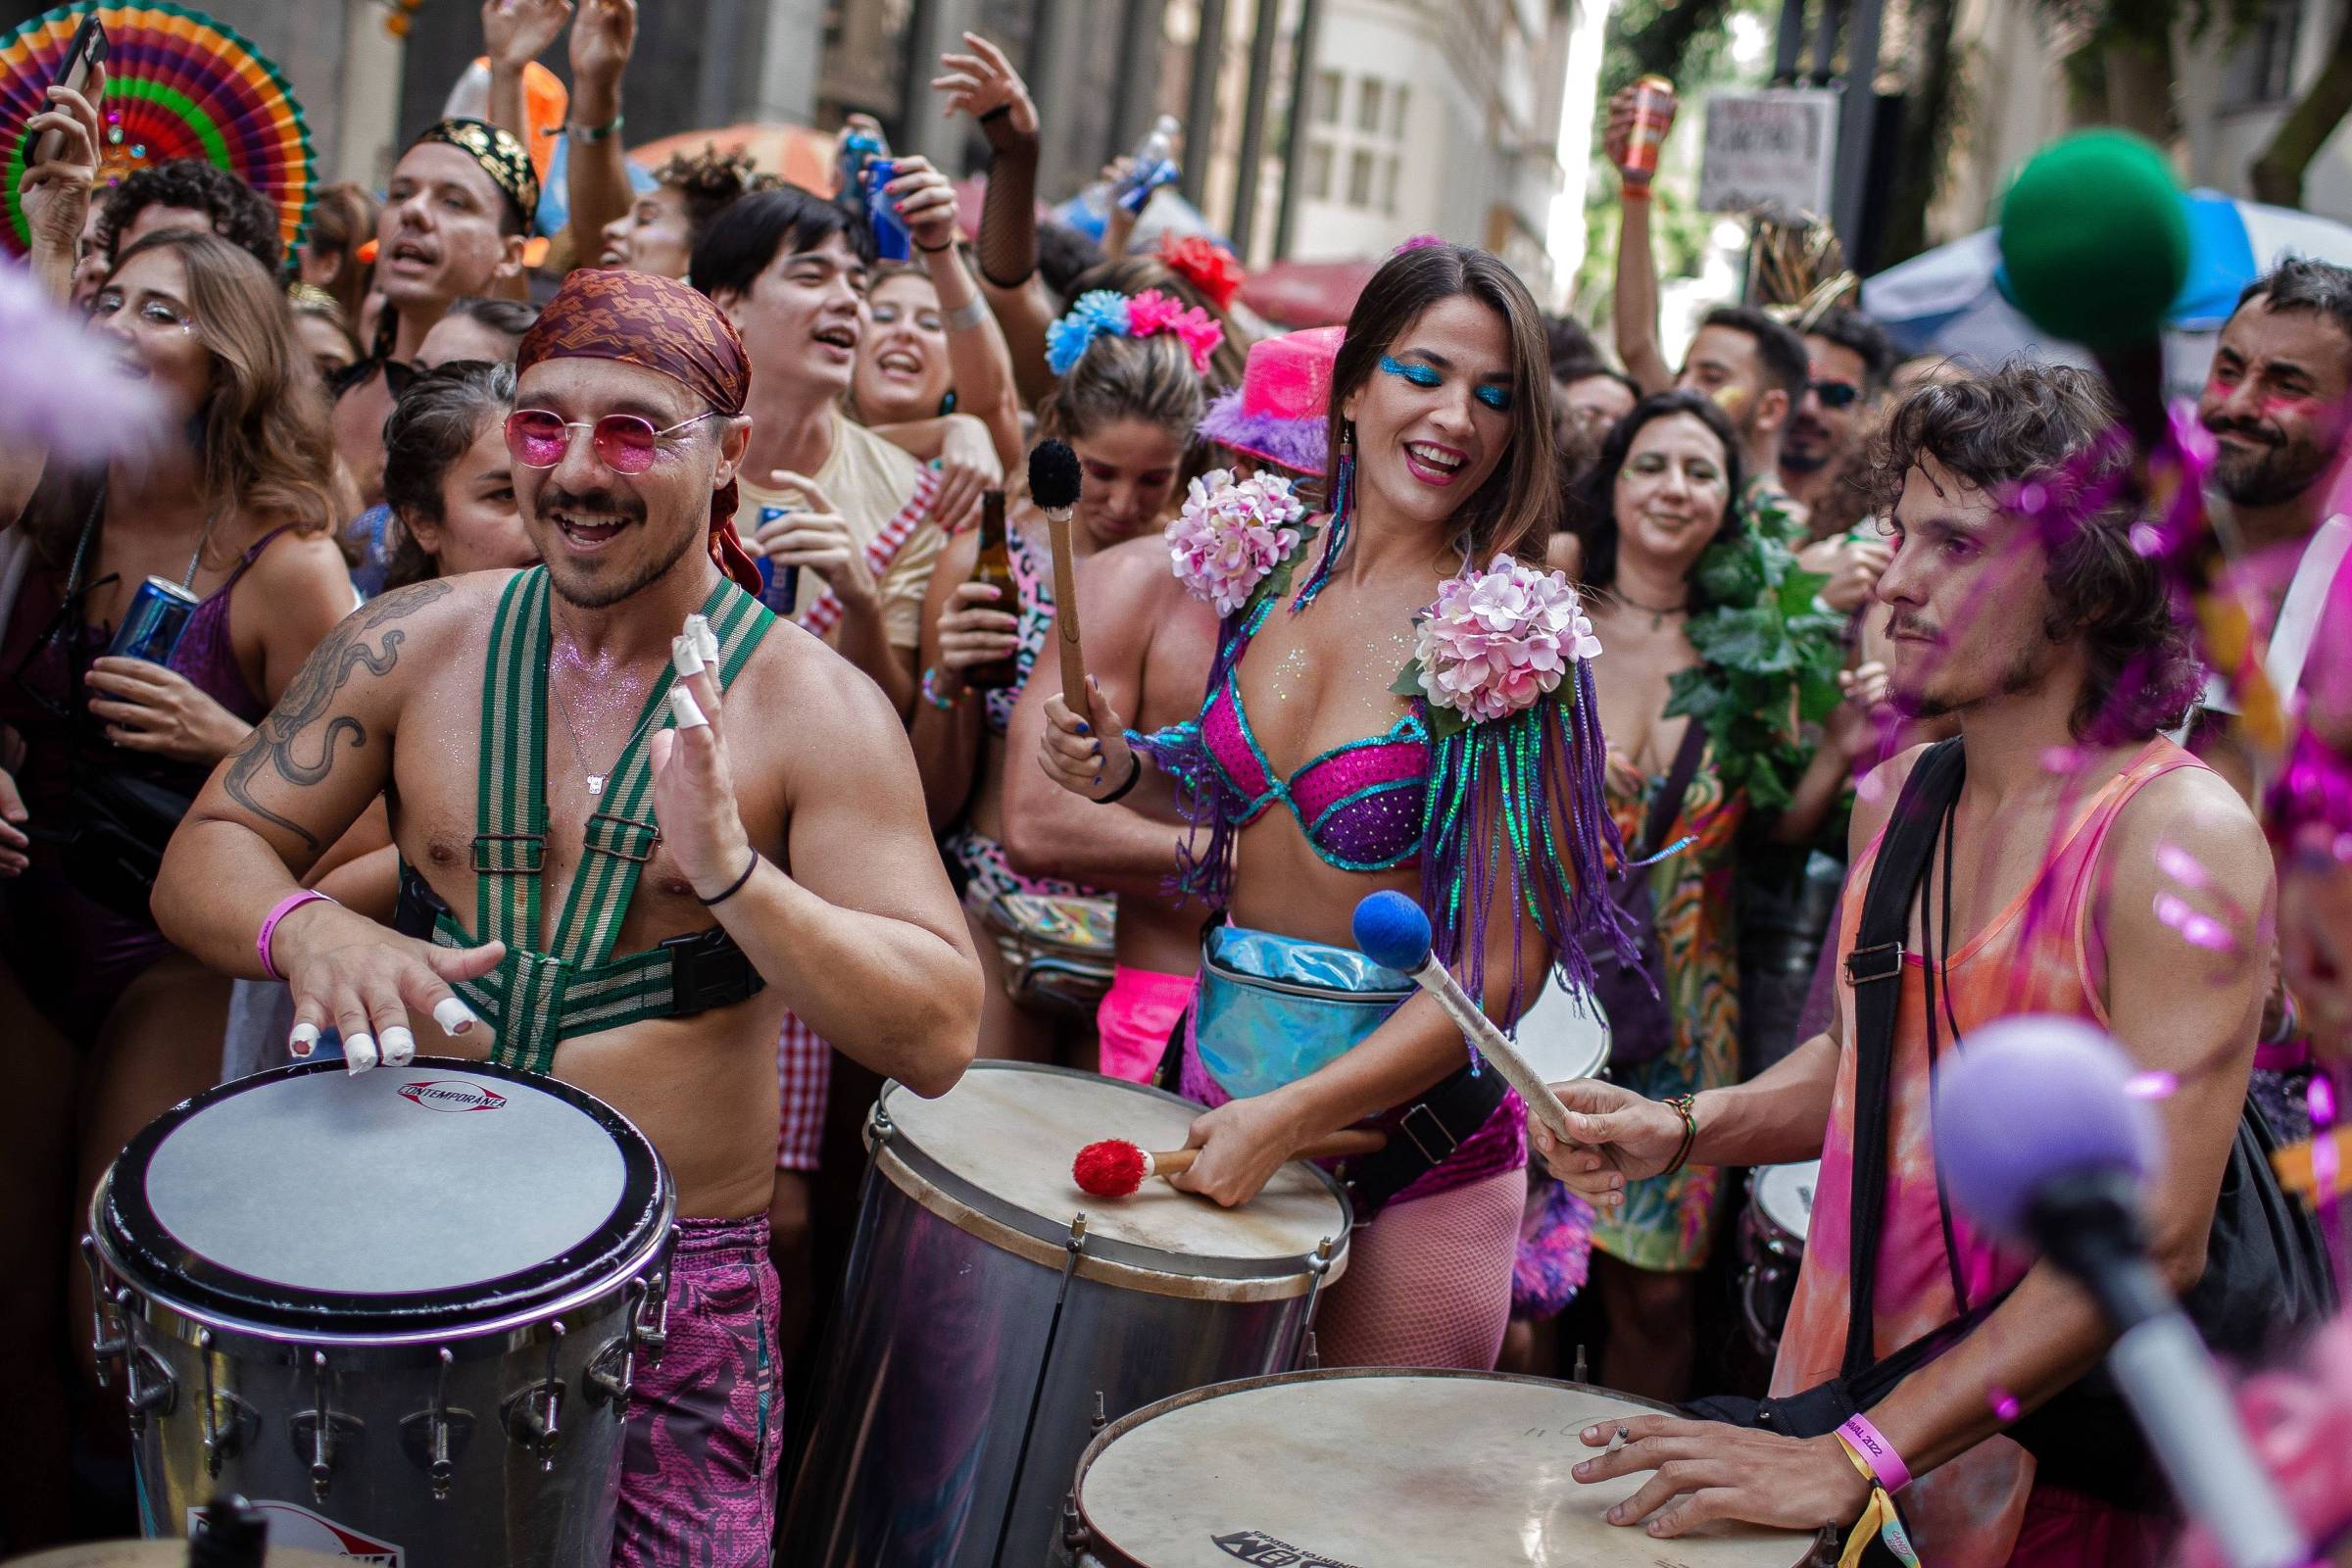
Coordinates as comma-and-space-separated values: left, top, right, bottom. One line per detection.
1230, 596, 1422, 768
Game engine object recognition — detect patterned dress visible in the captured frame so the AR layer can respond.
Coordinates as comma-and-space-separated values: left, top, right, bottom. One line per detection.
1589, 744, 1745, 1272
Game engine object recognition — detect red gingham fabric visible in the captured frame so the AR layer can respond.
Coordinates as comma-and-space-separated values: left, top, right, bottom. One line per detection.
776, 1009, 830, 1172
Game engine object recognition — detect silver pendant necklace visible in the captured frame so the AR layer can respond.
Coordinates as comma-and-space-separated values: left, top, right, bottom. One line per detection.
549, 660, 668, 797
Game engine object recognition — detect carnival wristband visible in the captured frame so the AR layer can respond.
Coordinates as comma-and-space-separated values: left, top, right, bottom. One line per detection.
1837, 1413, 1911, 1492
1834, 1434, 1921, 1568
258, 889, 335, 981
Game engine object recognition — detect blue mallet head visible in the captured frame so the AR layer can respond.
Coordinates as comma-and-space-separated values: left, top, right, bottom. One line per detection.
1352, 890, 1433, 972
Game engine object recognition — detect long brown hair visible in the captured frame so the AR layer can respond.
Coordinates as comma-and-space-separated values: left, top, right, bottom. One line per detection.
128, 228, 338, 534
1326, 243, 1560, 565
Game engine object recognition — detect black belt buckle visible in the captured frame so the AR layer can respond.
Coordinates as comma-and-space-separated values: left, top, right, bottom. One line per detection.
1842, 941, 1904, 987
1397, 1100, 1461, 1167
660, 926, 763, 1014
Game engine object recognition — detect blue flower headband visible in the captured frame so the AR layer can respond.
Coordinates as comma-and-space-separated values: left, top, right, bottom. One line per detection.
1045, 287, 1225, 377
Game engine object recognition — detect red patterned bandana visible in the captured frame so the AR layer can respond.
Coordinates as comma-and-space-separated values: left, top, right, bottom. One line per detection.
517, 269, 762, 595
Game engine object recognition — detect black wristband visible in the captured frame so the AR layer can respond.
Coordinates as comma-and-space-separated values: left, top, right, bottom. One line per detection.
1095, 750, 1144, 806
978, 103, 1011, 123
914, 235, 956, 254
698, 852, 760, 906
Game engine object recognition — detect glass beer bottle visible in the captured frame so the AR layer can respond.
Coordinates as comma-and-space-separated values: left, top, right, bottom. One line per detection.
964, 488, 1020, 691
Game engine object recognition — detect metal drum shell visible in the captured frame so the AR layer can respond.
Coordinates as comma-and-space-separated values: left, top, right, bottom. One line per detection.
84, 1060, 677, 1568
1058, 1368, 1819, 1568
780, 1063, 1351, 1568
1738, 1160, 1820, 1358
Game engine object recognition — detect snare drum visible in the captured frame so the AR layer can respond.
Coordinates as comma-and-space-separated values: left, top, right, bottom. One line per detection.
1739, 1160, 1821, 1356
1060, 1367, 1817, 1566
84, 1060, 673, 1568
1513, 969, 1613, 1085
781, 1061, 1350, 1568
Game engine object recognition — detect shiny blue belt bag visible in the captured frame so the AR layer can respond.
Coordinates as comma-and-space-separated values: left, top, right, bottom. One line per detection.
1192, 924, 1414, 1100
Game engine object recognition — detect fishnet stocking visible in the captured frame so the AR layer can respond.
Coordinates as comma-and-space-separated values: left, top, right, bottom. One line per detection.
1315, 1167, 1523, 1370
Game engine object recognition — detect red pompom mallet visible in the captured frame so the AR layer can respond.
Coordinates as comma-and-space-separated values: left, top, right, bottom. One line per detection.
1070, 1129, 1390, 1199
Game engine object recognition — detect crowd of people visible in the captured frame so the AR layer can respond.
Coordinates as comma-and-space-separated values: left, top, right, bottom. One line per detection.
5, 4, 2352, 1565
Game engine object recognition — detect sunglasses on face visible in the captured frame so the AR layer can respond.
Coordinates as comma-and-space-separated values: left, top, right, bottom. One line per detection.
503, 409, 719, 474
1809, 379, 1862, 410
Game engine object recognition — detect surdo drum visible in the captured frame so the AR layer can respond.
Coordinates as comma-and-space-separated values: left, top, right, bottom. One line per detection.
84, 1060, 674, 1568
1739, 1160, 1822, 1356
782, 1061, 1352, 1568
1511, 969, 1613, 1086
1058, 1368, 1818, 1567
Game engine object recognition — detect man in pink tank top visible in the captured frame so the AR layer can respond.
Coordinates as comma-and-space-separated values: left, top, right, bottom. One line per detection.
1535, 363, 2274, 1566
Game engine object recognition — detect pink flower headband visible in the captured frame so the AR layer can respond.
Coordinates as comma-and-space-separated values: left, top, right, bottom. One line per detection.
1045, 287, 1226, 376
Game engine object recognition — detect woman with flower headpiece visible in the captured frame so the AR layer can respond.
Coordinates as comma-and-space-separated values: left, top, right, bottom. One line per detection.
913, 288, 1218, 1065
1036, 242, 1637, 1370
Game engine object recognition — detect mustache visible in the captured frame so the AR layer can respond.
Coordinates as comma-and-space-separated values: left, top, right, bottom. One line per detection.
1888, 613, 1938, 641
539, 485, 647, 521
2203, 413, 2282, 448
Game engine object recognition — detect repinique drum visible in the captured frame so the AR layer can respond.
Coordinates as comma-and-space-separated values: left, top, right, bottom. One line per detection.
1058, 1367, 1818, 1567
84, 1059, 674, 1568
781, 1061, 1351, 1568
1513, 969, 1613, 1086
1739, 1160, 1821, 1356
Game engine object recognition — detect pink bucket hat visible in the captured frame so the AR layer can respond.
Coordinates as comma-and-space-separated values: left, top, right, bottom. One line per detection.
1195, 325, 1345, 476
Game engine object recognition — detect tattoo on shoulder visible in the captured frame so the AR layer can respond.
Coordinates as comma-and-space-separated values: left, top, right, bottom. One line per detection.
222, 581, 454, 852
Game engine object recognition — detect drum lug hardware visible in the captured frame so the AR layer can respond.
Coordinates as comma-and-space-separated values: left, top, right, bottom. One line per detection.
1088, 1390, 1106, 1436
195, 1332, 256, 1476
1060, 1487, 1091, 1554
290, 1350, 363, 1501
400, 1348, 474, 1500
123, 1344, 175, 1434
869, 1105, 895, 1146
634, 1269, 669, 1368
1065, 1212, 1088, 1257
80, 1238, 124, 1385
1292, 1236, 1336, 1370
504, 1321, 565, 1472
587, 1282, 644, 1411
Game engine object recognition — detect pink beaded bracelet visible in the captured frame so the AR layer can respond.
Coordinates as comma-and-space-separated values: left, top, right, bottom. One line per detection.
1838, 1412, 1912, 1493
257, 889, 334, 981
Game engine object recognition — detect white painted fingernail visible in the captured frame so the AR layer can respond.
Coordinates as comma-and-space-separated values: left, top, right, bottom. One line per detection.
345, 1033, 378, 1074
381, 1026, 416, 1066
672, 635, 707, 678
433, 998, 478, 1036
289, 1023, 318, 1058
669, 688, 709, 730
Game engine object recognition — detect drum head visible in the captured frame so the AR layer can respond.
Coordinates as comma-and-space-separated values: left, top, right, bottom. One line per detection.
1752, 1161, 1822, 1240
1074, 1369, 1812, 1567
1512, 970, 1612, 1085
876, 1062, 1348, 1284
100, 1059, 668, 1332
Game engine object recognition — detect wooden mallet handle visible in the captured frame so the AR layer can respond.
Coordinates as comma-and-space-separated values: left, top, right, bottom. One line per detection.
1149, 1127, 1388, 1179
1047, 508, 1086, 706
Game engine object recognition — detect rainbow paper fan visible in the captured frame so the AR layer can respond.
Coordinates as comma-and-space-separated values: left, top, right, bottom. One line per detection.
0, 2, 314, 263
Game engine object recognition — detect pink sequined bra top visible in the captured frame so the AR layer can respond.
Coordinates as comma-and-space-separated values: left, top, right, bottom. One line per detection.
1129, 591, 1431, 877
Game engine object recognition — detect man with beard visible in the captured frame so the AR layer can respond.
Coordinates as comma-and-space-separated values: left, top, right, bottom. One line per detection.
2196, 259, 2352, 787
331, 120, 535, 506
1671, 306, 1810, 519
154, 269, 981, 1568
1786, 308, 1900, 612
1533, 364, 2268, 1565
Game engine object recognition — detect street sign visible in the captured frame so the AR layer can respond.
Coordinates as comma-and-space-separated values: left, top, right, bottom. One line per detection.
1697, 88, 1840, 218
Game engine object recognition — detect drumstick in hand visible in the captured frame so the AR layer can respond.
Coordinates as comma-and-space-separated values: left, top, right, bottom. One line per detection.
1030, 438, 1088, 703
1351, 890, 1580, 1147
1073, 1129, 1388, 1199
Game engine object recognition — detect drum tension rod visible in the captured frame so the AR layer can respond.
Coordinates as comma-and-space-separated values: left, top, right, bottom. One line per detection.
588, 1279, 648, 1411
504, 1321, 565, 1472
292, 1349, 363, 1501
635, 1271, 670, 1368
400, 1347, 474, 1500
78, 1238, 124, 1387
194, 1330, 255, 1476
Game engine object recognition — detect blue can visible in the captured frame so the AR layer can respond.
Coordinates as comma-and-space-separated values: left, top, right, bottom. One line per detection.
754, 505, 800, 615
864, 158, 911, 261
107, 575, 200, 663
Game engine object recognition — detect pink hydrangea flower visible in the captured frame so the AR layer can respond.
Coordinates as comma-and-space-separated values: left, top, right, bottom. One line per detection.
1413, 556, 1604, 724
1166, 468, 1306, 615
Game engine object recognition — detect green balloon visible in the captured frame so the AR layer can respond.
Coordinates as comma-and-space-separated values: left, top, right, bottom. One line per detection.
1997, 130, 2188, 349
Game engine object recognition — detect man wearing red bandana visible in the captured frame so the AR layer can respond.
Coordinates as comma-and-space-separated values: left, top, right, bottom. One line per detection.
155, 268, 981, 1567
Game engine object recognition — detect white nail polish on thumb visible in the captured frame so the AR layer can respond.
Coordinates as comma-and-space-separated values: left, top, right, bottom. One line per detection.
381, 1026, 416, 1067
432, 998, 479, 1036
345, 1033, 378, 1074
669, 688, 710, 730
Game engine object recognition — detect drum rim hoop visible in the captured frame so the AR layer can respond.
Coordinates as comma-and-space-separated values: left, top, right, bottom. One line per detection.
98, 1057, 672, 1333
873, 1061, 1351, 1284
1066, 1368, 1815, 1568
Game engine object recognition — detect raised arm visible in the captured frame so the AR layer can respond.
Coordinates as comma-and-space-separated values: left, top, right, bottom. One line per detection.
562, 0, 638, 272
3, 76, 104, 524
935, 32, 1062, 407
650, 640, 980, 1097
883, 154, 1025, 473
481, 0, 568, 149
153, 581, 505, 1066
1603, 84, 1675, 396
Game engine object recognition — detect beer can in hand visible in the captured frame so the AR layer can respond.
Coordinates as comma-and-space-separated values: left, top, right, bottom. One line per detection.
755, 505, 800, 616
106, 575, 200, 664
1623, 75, 1678, 178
